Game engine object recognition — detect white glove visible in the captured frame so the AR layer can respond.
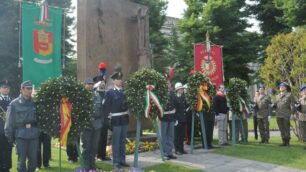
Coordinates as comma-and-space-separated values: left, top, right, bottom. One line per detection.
174, 120, 178, 126
268, 116, 271, 121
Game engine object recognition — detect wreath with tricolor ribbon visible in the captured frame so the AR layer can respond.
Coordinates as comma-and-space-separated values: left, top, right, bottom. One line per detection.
227, 77, 250, 117
185, 72, 216, 112
125, 68, 168, 120
35, 77, 93, 143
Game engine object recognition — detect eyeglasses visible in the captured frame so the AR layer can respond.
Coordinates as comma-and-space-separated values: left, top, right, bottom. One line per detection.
24, 87, 33, 90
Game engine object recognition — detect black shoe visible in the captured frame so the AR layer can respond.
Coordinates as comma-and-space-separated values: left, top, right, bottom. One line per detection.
164, 156, 171, 160
44, 164, 50, 168
120, 162, 130, 167
101, 156, 111, 161
167, 155, 177, 159
182, 150, 188, 154
207, 146, 215, 149
175, 151, 183, 155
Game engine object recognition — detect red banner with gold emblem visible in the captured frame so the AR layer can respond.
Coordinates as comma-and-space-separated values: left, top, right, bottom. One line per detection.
194, 44, 224, 88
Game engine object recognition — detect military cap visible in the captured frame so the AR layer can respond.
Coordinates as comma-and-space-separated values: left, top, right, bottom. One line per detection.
0, 80, 10, 88
110, 72, 123, 80
300, 85, 306, 92
21, 80, 33, 88
257, 84, 265, 89
84, 78, 94, 84
279, 82, 289, 87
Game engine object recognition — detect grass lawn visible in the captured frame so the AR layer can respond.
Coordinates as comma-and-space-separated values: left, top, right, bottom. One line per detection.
213, 136, 306, 170
10, 143, 203, 172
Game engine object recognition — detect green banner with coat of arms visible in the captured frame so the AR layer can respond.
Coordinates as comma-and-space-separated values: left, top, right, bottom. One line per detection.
22, 2, 62, 87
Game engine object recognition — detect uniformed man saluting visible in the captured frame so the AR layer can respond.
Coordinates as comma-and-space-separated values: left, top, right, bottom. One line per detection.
0, 80, 13, 172
103, 68, 129, 169
5, 81, 39, 172
274, 82, 295, 146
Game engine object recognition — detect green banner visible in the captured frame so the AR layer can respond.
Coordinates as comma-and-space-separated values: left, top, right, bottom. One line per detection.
22, 2, 62, 87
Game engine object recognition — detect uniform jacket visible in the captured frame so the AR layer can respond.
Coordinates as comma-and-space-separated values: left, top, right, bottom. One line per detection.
4, 95, 39, 142
161, 91, 176, 122
255, 94, 272, 118
97, 90, 108, 126
297, 96, 306, 121
86, 91, 103, 130
275, 92, 295, 118
103, 88, 129, 126
174, 94, 187, 123
0, 95, 12, 135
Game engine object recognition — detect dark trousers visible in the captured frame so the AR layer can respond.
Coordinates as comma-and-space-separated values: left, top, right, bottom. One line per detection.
66, 142, 78, 162
253, 116, 258, 139
204, 119, 215, 147
185, 113, 192, 144
81, 129, 101, 169
0, 133, 12, 172
37, 132, 51, 168
277, 117, 291, 140
174, 122, 186, 153
97, 125, 108, 159
16, 138, 39, 172
112, 125, 128, 165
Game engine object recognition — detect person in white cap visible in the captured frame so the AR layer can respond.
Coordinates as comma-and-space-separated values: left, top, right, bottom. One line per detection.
173, 82, 188, 155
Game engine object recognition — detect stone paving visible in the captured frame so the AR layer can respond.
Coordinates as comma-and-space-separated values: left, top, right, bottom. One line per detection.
125, 146, 306, 172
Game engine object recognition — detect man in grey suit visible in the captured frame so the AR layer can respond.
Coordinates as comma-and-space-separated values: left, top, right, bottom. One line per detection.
5, 81, 39, 172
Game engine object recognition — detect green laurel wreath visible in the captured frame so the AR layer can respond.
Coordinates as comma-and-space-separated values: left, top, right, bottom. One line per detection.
185, 72, 216, 112
227, 77, 249, 117
125, 68, 168, 120
35, 76, 93, 141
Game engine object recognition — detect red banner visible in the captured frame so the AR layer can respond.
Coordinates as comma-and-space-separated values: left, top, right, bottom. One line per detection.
194, 44, 224, 88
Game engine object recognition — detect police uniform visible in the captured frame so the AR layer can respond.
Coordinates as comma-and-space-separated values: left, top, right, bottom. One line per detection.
5, 81, 39, 172
274, 82, 295, 146
37, 131, 51, 168
254, 87, 272, 143
0, 80, 13, 172
173, 83, 187, 154
81, 78, 103, 170
296, 85, 306, 149
103, 72, 129, 168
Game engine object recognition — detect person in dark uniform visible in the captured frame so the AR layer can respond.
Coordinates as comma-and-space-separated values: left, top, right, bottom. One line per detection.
80, 78, 103, 170
160, 80, 177, 160
103, 69, 130, 169
95, 80, 111, 161
5, 81, 39, 172
0, 80, 13, 172
173, 82, 187, 155
37, 131, 51, 169
66, 141, 78, 163
253, 90, 259, 140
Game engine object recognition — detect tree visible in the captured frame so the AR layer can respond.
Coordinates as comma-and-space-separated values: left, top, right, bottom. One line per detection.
274, 0, 306, 27
260, 30, 306, 97
131, 0, 168, 74
179, 0, 261, 84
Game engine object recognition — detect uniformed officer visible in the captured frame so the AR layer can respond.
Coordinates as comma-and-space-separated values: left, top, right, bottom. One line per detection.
95, 80, 112, 161
160, 80, 177, 160
296, 85, 306, 150
5, 80, 39, 172
103, 71, 130, 169
173, 82, 187, 154
254, 85, 272, 144
80, 78, 103, 170
0, 80, 13, 172
274, 82, 295, 146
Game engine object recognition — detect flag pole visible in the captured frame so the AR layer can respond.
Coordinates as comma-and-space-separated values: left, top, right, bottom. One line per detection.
18, 0, 22, 69
62, 11, 66, 69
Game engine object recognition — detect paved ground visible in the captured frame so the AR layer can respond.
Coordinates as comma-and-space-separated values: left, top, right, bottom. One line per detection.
124, 145, 306, 172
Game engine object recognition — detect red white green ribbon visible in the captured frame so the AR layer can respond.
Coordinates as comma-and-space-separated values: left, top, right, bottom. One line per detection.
144, 85, 163, 119
239, 97, 250, 114
196, 83, 211, 112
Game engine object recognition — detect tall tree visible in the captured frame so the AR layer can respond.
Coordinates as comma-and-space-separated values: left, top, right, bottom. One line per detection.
131, 0, 168, 73
260, 30, 306, 96
179, 0, 260, 83
274, 0, 306, 27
